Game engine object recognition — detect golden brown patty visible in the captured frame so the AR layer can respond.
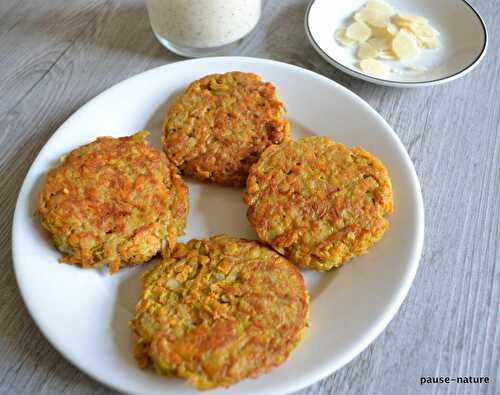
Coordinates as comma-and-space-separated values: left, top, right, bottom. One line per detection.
244, 136, 394, 271
162, 72, 290, 187
130, 235, 309, 389
38, 132, 189, 273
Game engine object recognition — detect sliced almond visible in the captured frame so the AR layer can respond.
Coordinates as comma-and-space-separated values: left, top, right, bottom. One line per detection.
393, 19, 412, 30
365, 0, 395, 16
371, 23, 398, 39
386, 23, 398, 36
370, 27, 389, 39
355, 8, 390, 28
335, 28, 357, 47
396, 14, 429, 25
393, 16, 438, 38
357, 42, 380, 60
359, 58, 391, 78
354, 11, 363, 23
392, 29, 420, 59
346, 21, 372, 42
367, 37, 392, 51
408, 23, 437, 38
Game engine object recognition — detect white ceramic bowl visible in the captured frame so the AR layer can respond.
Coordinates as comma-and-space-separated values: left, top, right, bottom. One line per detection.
12, 57, 424, 394
305, 0, 488, 87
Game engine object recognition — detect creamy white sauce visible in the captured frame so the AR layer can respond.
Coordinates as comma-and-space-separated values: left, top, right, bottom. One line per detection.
145, 0, 261, 49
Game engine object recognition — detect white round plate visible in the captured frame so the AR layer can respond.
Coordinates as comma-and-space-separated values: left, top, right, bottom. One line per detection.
13, 57, 424, 395
306, 0, 488, 87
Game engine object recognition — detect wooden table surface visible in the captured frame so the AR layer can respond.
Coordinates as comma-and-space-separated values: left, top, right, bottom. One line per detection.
0, 1, 498, 394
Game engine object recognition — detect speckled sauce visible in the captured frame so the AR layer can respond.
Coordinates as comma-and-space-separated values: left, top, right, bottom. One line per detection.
145, 0, 261, 49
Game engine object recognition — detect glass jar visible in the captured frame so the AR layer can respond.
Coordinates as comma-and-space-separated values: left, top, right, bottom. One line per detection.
145, 0, 262, 58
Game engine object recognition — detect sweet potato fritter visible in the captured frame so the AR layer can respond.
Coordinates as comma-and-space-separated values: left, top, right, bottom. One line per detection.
244, 136, 394, 271
130, 235, 309, 389
162, 72, 290, 187
38, 132, 189, 273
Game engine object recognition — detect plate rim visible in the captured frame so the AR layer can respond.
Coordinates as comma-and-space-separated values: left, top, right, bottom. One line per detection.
304, 0, 488, 88
11, 56, 425, 395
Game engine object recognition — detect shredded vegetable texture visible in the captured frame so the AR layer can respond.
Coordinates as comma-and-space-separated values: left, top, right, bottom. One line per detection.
244, 136, 394, 271
130, 236, 309, 389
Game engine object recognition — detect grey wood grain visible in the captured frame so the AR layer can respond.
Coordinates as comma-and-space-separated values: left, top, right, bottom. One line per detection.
0, 0, 498, 394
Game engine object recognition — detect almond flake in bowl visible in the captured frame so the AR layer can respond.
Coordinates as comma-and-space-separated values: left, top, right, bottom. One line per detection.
335, 0, 441, 78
